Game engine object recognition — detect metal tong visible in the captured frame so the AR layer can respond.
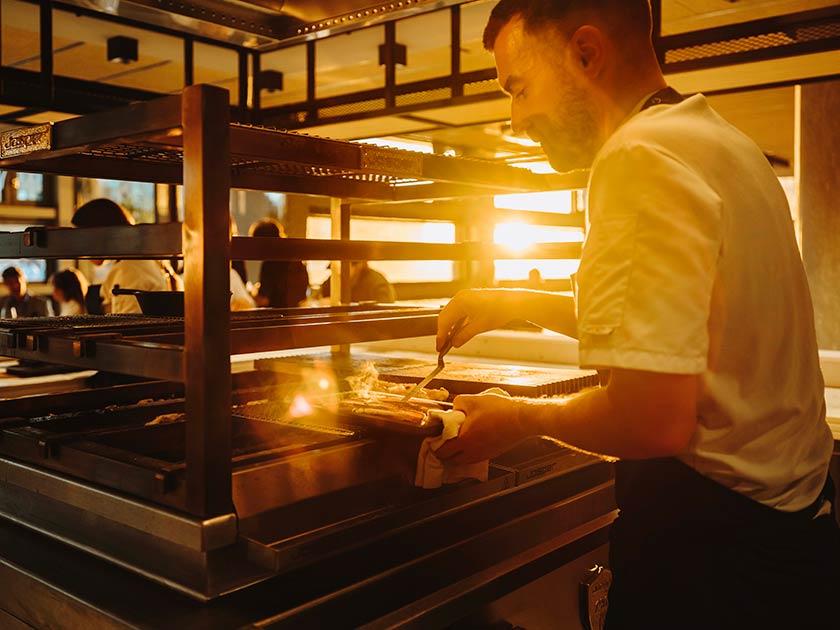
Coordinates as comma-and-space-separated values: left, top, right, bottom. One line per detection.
402, 319, 466, 403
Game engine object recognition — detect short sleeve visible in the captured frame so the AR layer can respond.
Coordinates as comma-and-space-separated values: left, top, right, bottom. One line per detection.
575, 142, 722, 374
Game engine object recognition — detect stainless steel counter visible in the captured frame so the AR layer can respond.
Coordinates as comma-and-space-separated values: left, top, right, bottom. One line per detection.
0, 458, 616, 629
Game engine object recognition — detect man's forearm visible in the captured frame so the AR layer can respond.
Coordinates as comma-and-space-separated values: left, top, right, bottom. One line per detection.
508, 291, 578, 339
515, 372, 697, 460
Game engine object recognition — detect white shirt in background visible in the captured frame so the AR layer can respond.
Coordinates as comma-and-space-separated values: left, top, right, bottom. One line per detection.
101, 260, 179, 314
230, 268, 255, 311
59, 300, 84, 317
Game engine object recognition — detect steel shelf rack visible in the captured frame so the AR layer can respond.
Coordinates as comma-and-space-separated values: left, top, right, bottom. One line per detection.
0, 83, 587, 521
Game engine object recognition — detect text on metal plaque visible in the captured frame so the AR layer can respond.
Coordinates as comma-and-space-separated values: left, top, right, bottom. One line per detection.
0, 124, 52, 158
359, 146, 423, 178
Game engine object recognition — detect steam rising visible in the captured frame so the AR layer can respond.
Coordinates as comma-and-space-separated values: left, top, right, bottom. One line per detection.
346, 361, 380, 401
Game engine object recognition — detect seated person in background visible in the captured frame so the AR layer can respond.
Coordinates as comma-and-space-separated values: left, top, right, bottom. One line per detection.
230, 215, 249, 286
231, 259, 248, 285
229, 216, 256, 311
526, 267, 544, 290
51, 268, 88, 316
1, 266, 53, 318
249, 218, 309, 308
71, 198, 183, 314
320, 260, 396, 303
230, 268, 256, 311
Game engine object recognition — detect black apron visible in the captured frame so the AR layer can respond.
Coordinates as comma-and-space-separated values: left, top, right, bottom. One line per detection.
603, 89, 840, 630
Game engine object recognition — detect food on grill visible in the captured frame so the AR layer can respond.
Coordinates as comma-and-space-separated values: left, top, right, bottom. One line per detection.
145, 412, 185, 426
339, 400, 429, 424
337, 396, 445, 435
346, 360, 450, 402
377, 381, 449, 401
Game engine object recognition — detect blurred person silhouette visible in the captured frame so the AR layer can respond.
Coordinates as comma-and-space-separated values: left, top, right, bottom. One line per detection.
71, 198, 182, 314
51, 268, 89, 316
230, 215, 248, 286
526, 267, 544, 289
320, 260, 396, 303
1, 266, 53, 318
229, 216, 255, 311
249, 218, 309, 308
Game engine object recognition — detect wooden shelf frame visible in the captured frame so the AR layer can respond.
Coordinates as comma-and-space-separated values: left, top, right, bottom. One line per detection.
0, 84, 586, 518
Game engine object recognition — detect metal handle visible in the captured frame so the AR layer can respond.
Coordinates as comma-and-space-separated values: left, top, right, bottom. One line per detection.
401, 318, 467, 403
438, 316, 468, 358
111, 285, 143, 296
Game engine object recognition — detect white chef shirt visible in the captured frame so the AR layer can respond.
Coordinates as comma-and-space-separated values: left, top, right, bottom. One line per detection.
59, 300, 84, 317
230, 268, 255, 311
101, 260, 181, 314
574, 93, 832, 511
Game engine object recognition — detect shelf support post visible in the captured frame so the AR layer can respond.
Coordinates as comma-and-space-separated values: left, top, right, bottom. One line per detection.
182, 84, 233, 518
330, 197, 351, 358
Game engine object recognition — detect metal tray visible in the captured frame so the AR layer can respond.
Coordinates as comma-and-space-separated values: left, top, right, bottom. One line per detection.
255, 353, 600, 399
239, 398, 445, 438
241, 466, 516, 573
380, 362, 600, 397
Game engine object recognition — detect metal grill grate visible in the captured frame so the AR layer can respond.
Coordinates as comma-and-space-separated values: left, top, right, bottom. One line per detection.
795, 21, 840, 42
395, 88, 451, 107
86, 144, 183, 163
665, 19, 840, 64
319, 98, 387, 119
0, 314, 182, 331
463, 77, 501, 96
83, 143, 406, 181
233, 161, 358, 178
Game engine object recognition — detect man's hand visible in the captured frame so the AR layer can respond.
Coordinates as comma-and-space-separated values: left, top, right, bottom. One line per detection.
436, 289, 520, 352
434, 392, 530, 464
434, 368, 698, 464
436, 289, 578, 352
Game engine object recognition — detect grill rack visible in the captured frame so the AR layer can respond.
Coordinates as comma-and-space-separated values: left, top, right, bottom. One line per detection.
0, 84, 587, 527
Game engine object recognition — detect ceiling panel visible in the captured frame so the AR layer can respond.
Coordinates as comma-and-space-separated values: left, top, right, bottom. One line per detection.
663, 0, 840, 34
707, 86, 795, 166
2, 2, 239, 98
315, 26, 385, 99
0, 0, 824, 179
16, 111, 80, 124
0, 105, 25, 116
277, 0, 394, 23
2, 0, 41, 71
412, 98, 510, 127
301, 115, 436, 140
394, 11, 452, 86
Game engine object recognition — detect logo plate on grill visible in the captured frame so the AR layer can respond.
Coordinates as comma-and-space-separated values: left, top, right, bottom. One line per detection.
1, 124, 52, 158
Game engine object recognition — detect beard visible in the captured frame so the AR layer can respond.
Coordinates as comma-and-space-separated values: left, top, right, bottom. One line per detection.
530, 81, 601, 173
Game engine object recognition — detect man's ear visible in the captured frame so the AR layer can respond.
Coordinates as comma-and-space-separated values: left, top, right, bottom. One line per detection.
570, 25, 605, 76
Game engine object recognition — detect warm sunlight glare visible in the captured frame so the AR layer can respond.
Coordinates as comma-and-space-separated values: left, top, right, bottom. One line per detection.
493, 191, 574, 213
494, 222, 543, 252
356, 137, 434, 153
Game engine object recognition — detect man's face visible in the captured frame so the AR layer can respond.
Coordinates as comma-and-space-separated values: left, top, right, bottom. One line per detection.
4, 276, 23, 298
494, 17, 602, 172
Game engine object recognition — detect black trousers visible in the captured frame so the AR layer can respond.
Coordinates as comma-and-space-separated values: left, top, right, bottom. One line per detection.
605, 458, 840, 630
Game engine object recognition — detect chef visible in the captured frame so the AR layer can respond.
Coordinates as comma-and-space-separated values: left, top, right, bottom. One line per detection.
434, 1, 840, 628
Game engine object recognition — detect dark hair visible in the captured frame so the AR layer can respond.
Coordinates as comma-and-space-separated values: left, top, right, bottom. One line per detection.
249, 218, 284, 238
2, 266, 22, 281
52, 268, 87, 307
72, 198, 135, 228
483, 0, 652, 51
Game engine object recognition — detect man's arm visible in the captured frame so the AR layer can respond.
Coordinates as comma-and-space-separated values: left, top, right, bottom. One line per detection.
435, 368, 698, 463
437, 289, 578, 351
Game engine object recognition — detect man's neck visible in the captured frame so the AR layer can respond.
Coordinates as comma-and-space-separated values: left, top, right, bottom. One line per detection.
602, 64, 668, 138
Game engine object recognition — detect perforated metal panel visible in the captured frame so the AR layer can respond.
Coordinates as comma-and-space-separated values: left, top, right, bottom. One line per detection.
661, 8, 840, 72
